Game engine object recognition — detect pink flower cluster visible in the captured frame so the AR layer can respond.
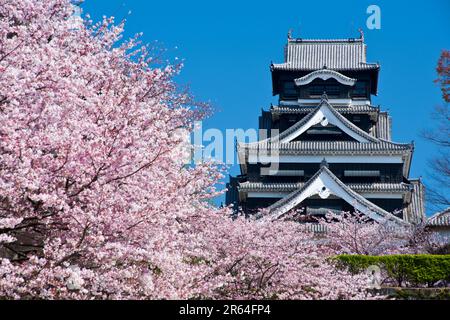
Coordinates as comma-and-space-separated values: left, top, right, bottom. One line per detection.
318, 211, 448, 256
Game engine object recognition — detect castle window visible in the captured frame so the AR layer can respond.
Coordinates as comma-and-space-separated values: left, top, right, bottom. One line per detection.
353, 81, 367, 97
288, 116, 297, 123
306, 126, 342, 135
344, 170, 380, 177
309, 85, 324, 96
264, 170, 305, 176
309, 81, 340, 97
283, 82, 297, 96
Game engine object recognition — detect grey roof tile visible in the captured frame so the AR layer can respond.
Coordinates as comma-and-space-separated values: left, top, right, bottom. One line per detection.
427, 207, 450, 226
376, 111, 392, 140
271, 104, 379, 115
239, 181, 411, 193
272, 38, 379, 71
241, 139, 412, 154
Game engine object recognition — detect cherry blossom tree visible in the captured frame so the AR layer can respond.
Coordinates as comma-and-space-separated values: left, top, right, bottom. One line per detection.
422, 50, 450, 211
318, 211, 449, 256
186, 215, 373, 299
316, 211, 408, 255
0, 0, 373, 299
0, 0, 219, 299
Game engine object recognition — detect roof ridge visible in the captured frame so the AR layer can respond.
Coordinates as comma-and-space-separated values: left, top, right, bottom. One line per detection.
288, 38, 364, 43
239, 181, 410, 190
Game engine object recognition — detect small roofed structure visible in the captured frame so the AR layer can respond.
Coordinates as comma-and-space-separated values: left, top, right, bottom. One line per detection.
427, 208, 450, 237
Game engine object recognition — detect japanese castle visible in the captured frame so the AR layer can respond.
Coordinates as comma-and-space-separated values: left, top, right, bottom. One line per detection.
226, 32, 425, 225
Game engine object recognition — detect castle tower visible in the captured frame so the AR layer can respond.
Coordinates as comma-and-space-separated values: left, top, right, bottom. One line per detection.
226, 34, 425, 225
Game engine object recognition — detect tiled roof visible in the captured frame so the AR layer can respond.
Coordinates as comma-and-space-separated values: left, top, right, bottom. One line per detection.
271, 104, 379, 115
241, 140, 412, 154
427, 207, 450, 227
403, 179, 426, 224
376, 111, 392, 141
272, 38, 379, 71
240, 98, 412, 154
239, 181, 412, 193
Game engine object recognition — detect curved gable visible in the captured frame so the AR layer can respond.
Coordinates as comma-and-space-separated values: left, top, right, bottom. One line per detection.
260, 166, 407, 225
276, 98, 378, 143
295, 69, 357, 87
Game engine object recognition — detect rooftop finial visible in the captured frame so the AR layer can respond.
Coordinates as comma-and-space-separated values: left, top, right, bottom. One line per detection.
321, 92, 328, 101
287, 29, 293, 40
358, 28, 364, 41
320, 158, 329, 168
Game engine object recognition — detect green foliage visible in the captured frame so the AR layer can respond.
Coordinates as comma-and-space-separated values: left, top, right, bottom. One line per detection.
333, 254, 450, 286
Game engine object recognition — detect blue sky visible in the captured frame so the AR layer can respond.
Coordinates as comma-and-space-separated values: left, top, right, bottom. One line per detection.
81, 0, 449, 215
